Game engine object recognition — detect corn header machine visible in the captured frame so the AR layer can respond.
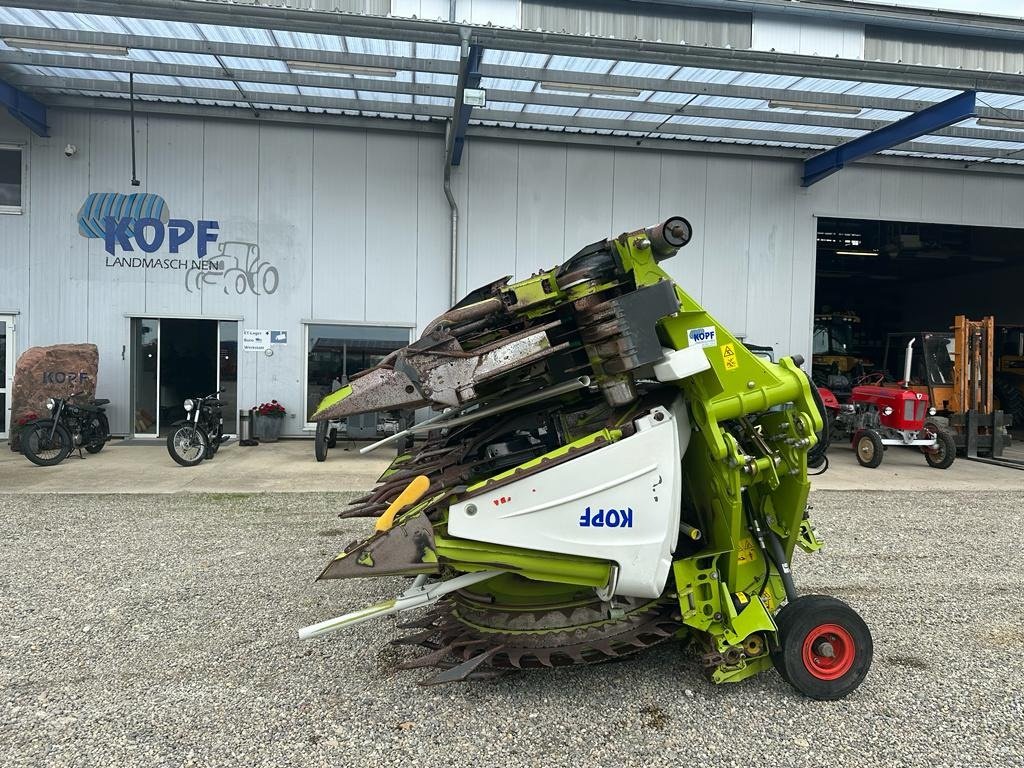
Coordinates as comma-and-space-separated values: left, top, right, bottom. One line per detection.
300, 217, 872, 700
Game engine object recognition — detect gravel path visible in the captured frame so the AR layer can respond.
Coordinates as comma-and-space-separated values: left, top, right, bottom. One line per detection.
1, 490, 1022, 768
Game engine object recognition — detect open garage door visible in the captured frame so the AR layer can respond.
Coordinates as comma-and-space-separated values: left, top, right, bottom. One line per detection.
813, 217, 1024, 434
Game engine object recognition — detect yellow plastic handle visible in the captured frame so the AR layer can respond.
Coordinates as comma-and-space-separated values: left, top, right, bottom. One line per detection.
375, 475, 431, 532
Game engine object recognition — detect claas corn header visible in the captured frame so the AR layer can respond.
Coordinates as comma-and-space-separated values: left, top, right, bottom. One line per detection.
299, 216, 872, 700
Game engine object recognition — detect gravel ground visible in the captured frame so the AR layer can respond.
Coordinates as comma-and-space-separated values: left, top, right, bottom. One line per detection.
1, 490, 1022, 768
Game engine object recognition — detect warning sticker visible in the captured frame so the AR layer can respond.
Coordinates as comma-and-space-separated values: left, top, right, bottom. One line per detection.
720, 342, 739, 370
736, 536, 757, 564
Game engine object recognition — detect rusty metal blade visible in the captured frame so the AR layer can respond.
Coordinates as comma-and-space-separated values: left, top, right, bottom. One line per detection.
418, 645, 506, 685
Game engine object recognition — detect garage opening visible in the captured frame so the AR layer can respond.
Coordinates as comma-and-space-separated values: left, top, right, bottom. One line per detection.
813, 217, 1024, 428
131, 318, 238, 437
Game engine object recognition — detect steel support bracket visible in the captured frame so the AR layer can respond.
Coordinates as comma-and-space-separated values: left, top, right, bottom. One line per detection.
0, 77, 48, 137
802, 90, 976, 186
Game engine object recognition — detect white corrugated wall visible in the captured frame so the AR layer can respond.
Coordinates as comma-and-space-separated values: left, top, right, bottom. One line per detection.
2, 108, 1024, 435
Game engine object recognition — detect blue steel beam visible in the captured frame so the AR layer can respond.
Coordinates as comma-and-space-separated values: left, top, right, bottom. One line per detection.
451, 44, 482, 167
802, 90, 976, 187
0, 77, 48, 137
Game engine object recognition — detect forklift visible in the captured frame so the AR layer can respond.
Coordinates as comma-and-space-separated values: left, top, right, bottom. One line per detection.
880, 316, 1017, 465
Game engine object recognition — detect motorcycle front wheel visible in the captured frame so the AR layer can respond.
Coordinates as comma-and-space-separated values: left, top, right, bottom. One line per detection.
167, 425, 209, 467
23, 423, 73, 466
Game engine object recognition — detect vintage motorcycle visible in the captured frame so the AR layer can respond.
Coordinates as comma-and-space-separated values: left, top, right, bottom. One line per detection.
20, 394, 111, 466
166, 389, 227, 467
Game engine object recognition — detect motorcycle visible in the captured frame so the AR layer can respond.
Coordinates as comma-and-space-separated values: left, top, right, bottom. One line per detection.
20, 394, 111, 466
166, 389, 227, 467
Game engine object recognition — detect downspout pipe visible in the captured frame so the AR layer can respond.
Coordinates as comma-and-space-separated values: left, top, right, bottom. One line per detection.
444, 27, 471, 309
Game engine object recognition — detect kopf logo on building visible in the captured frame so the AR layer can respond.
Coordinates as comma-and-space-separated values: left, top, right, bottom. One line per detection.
103, 215, 218, 257
77, 192, 220, 260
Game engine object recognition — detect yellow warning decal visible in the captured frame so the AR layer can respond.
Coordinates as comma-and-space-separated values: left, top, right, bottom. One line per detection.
736, 536, 756, 564
720, 342, 739, 371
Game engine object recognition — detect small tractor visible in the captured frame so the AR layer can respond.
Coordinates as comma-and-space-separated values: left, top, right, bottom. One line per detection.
821, 338, 955, 469
298, 216, 873, 700
811, 311, 867, 399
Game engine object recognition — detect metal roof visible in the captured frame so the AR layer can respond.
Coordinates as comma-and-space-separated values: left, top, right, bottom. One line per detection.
1, 1, 1024, 166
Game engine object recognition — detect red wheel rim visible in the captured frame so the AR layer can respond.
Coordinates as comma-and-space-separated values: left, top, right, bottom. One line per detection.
801, 623, 856, 680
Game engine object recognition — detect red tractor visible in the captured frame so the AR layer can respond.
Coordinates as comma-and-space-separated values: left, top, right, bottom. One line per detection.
819, 339, 957, 470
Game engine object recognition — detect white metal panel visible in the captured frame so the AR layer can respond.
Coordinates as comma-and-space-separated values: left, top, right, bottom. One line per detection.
465, 139, 518, 288
701, 156, 753, 337
143, 116, 204, 317
835, 166, 882, 219
745, 160, 799, 353
752, 12, 864, 59
960, 174, 1006, 227
514, 142, 568, 276
253, 124, 313, 433
364, 132, 419, 324
311, 127, 368, 322
878, 167, 925, 222
414, 133, 451, 333
610, 149, 661, 236
84, 112, 150, 434
919, 167, 966, 224
201, 119, 259, 420
562, 145, 614, 261
1000, 175, 1024, 226
658, 152, 709, 303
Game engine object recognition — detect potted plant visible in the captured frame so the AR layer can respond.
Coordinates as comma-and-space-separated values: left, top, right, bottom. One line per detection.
251, 400, 286, 442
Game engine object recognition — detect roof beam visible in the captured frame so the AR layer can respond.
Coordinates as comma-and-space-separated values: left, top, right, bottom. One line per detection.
802, 90, 979, 186
5, 1, 1024, 94
470, 106, 1016, 160
0, 75, 47, 135
12, 59, 1024, 144
0, 50, 455, 100
14, 75, 452, 118
17, 75, 1019, 160
0, 24, 461, 76
2, 27, 1020, 120
41, 95, 1024, 176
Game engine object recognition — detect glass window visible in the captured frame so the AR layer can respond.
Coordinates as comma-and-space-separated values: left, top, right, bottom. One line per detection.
305, 324, 410, 421
812, 328, 829, 355
0, 148, 22, 211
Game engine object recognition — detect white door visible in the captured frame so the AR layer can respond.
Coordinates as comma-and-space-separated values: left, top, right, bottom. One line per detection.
0, 315, 14, 440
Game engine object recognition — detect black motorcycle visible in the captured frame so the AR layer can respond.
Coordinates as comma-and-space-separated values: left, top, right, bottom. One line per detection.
167, 389, 227, 467
21, 394, 111, 466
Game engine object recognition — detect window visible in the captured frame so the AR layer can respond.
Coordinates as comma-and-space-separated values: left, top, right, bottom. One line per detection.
0, 148, 22, 213
304, 323, 411, 423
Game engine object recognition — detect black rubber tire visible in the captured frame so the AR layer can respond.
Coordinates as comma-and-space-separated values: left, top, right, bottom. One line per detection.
84, 413, 110, 454
315, 420, 329, 462
854, 429, 884, 468
22, 422, 73, 466
167, 425, 209, 467
925, 428, 956, 470
994, 375, 1024, 428
326, 427, 338, 450
772, 595, 873, 700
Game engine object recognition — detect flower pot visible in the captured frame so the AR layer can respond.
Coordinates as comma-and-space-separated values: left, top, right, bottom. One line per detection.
252, 414, 284, 442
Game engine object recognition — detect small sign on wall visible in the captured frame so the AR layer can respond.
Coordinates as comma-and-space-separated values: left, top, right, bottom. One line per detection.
243, 329, 288, 352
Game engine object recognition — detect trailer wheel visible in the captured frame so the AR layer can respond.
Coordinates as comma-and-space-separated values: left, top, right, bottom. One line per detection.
772, 595, 872, 700
315, 420, 329, 462
853, 429, 884, 468
924, 428, 956, 470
